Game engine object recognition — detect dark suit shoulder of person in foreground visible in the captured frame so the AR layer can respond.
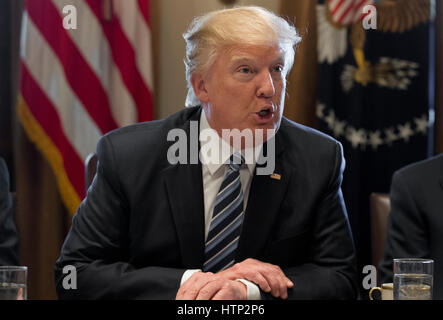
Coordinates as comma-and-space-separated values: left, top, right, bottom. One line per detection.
0, 157, 19, 266
379, 153, 443, 299
54, 6, 358, 300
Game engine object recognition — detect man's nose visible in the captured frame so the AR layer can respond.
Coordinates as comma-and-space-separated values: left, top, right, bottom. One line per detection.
256, 71, 275, 98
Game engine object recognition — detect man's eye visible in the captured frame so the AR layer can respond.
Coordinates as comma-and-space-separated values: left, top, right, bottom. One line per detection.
273, 65, 283, 73
239, 67, 251, 74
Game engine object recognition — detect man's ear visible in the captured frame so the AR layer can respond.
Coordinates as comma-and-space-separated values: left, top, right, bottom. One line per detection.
191, 73, 209, 103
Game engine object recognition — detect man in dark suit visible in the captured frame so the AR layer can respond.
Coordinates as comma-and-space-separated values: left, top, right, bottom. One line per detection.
379, 154, 443, 299
0, 157, 19, 266
55, 6, 358, 300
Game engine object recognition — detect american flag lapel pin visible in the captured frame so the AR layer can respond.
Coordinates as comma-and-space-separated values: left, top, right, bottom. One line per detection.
270, 173, 281, 180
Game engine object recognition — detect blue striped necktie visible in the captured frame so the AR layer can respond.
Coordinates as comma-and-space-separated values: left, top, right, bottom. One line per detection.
203, 153, 245, 273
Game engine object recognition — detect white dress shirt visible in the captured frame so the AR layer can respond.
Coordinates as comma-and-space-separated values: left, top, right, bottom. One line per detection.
179, 110, 261, 299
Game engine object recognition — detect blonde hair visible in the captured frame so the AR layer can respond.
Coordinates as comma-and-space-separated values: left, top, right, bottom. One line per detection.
183, 6, 301, 107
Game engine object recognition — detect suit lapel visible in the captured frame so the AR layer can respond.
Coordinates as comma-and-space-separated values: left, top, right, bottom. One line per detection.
236, 132, 292, 261
163, 108, 205, 268
164, 162, 205, 268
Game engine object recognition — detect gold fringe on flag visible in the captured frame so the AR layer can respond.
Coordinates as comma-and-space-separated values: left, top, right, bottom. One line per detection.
17, 95, 81, 216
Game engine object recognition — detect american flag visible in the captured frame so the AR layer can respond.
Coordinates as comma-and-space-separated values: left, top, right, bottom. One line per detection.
18, 0, 153, 215
327, 0, 374, 26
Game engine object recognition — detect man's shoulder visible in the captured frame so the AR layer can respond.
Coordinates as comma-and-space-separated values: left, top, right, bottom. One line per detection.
102, 106, 201, 146
94, 106, 201, 166
279, 117, 340, 150
394, 154, 443, 184
276, 118, 343, 173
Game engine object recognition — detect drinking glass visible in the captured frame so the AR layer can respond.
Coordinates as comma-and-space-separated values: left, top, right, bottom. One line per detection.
393, 258, 433, 300
0, 266, 27, 300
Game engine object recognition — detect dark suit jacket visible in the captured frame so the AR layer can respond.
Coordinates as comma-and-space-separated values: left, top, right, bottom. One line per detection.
0, 157, 19, 266
379, 154, 443, 299
54, 106, 358, 299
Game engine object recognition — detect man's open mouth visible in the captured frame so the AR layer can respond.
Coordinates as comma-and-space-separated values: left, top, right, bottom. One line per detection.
257, 107, 272, 117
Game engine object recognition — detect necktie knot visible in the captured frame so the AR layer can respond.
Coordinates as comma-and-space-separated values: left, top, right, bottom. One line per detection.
228, 153, 244, 172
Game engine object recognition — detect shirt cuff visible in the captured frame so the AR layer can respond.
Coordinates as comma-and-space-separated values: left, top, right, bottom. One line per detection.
236, 279, 262, 300
180, 269, 202, 286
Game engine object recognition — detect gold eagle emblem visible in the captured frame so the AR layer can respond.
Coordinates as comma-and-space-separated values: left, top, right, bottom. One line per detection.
350, 0, 433, 86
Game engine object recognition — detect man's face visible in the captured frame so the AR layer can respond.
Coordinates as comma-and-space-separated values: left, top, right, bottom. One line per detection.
194, 44, 287, 145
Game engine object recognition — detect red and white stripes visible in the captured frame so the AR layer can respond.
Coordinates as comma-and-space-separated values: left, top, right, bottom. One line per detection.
327, 0, 374, 26
19, 0, 153, 213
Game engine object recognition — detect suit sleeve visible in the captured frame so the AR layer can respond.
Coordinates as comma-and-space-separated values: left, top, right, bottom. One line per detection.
54, 136, 185, 299
262, 142, 359, 300
378, 170, 429, 284
0, 158, 19, 266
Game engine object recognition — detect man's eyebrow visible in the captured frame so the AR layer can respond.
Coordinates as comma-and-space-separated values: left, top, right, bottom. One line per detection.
230, 55, 285, 65
272, 56, 285, 65
230, 56, 255, 64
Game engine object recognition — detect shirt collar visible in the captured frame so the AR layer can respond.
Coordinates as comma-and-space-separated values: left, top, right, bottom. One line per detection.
199, 110, 259, 176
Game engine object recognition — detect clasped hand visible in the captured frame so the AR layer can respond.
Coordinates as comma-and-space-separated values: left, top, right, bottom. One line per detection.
176, 258, 293, 300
